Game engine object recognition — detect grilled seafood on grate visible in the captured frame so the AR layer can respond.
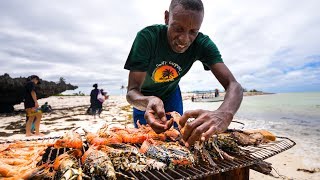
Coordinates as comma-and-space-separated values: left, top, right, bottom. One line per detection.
113, 128, 147, 144
204, 133, 247, 160
100, 143, 166, 172
167, 111, 245, 162
81, 146, 116, 180
53, 149, 85, 180
136, 120, 167, 141
0, 162, 53, 180
140, 138, 196, 169
84, 129, 122, 146
228, 129, 275, 146
54, 131, 83, 149
0, 141, 49, 178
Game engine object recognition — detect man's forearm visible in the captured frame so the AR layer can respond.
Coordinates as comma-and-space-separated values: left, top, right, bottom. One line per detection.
126, 89, 152, 111
31, 91, 38, 105
217, 81, 243, 116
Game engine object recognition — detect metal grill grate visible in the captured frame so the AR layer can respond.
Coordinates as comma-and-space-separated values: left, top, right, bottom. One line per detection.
0, 136, 295, 179
119, 136, 295, 179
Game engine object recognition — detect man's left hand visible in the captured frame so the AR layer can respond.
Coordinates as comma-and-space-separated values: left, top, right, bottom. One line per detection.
179, 109, 233, 147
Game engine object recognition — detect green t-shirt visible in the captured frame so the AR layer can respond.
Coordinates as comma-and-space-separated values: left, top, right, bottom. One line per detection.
124, 24, 223, 100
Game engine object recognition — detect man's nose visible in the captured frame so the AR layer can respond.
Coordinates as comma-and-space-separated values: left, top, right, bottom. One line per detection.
178, 33, 189, 44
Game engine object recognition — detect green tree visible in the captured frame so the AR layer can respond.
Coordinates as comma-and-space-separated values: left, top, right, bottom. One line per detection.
59, 77, 66, 84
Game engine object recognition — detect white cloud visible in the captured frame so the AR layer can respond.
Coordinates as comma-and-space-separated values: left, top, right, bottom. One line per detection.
0, 0, 319, 94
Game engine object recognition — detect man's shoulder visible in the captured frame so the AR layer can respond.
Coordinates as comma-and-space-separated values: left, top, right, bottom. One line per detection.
195, 32, 211, 44
138, 24, 166, 37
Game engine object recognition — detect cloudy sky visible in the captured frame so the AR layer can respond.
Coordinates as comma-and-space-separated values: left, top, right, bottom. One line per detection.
0, 0, 319, 95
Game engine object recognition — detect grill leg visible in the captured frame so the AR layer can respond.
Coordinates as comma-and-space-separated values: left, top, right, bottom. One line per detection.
202, 167, 249, 180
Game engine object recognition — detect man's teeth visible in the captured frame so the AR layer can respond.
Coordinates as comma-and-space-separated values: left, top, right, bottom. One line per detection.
178, 44, 186, 48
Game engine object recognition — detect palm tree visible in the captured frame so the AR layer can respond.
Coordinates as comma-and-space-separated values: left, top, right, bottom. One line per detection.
59, 77, 66, 84
160, 69, 174, 80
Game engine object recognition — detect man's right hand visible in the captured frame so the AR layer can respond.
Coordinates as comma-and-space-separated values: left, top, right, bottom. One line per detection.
34, 102, 39, 108
144, 96, 173, 133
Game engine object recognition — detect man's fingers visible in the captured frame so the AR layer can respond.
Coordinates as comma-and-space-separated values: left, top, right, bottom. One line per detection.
164, 119, 174, 130
179, 110, 200, 127
185, 122, 210, 147
154, 106, 167, 123
200, 126, 217, 142
181, 115, 204, 142
145, 111, 167, 133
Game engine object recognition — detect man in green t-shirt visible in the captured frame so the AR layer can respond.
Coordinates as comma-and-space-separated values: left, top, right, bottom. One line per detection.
124, 0, 243, 147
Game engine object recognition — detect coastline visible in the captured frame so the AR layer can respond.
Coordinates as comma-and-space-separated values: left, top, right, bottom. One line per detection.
0, 94, 319, 179
182, 91, 274, 100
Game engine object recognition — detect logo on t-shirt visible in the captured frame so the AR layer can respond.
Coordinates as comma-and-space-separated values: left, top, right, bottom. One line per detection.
152, 61, 181, 83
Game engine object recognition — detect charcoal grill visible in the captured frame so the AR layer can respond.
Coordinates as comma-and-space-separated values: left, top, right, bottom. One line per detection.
0, 136, 295, 180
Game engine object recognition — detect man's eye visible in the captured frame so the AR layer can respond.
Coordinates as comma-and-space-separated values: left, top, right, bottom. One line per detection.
175, 28, 184, 32
190, 31, 198, 35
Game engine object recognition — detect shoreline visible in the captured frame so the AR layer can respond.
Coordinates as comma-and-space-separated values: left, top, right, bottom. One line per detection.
0, 95, 319, 179
182, 91, 274, 100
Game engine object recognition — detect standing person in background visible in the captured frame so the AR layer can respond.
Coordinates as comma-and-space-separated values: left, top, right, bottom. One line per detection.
96, 89, 109, 117
90, 83, 100, 118
124, 0, 243, 147
24, 75, 44, 136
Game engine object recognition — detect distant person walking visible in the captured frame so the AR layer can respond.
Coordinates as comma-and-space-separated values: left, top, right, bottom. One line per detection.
90, 84, 109, 118
24, 75, 44, 136
215, 89, 219, 97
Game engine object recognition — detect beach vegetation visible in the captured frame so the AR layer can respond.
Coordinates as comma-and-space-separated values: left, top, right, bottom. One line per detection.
58, 77, 66, 84
54, 91, 86, 96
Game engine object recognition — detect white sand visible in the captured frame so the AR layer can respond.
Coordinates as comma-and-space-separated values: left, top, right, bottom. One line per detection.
0, 95, 319, 179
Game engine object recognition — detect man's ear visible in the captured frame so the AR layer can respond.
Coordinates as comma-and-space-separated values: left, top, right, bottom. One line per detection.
164, 10, 169, 25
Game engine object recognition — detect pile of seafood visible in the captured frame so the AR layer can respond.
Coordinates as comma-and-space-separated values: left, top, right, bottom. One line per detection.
0, 112, 276, 179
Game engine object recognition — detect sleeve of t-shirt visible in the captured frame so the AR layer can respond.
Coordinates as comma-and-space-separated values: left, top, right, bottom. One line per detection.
197, 34, 224, 70
124, 28, 152, 71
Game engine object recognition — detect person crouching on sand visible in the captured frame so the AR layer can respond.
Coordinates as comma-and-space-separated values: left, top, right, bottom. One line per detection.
24, 75, 44, 136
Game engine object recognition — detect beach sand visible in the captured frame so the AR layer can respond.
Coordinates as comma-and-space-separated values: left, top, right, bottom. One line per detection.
0, 95, 319, 180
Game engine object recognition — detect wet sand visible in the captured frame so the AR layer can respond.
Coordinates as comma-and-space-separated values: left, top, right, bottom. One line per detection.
0, 95, 318, 179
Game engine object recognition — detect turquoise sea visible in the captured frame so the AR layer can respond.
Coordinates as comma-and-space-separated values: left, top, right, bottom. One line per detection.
183, 92, 320, 168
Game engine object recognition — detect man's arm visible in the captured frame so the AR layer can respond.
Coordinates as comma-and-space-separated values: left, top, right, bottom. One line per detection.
210, 63, 243, 115
126, 71, 173, 133
31, 90, 39, 108
179, 63, 243, 147
126, 71, 151, 111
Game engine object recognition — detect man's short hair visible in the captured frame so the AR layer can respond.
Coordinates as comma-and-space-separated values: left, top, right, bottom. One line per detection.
169, 0, 204, 12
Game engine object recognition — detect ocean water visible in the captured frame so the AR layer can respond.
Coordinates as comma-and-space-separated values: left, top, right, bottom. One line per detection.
183, 92, 320, 168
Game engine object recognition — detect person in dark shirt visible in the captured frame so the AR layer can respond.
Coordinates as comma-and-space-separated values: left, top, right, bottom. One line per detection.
124, 0, 243, 147
90, 84, 101, 118
41, 102, 52, 113
24, 75, 44, 136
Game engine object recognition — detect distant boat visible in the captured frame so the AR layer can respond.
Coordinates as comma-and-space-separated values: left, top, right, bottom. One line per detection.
192, 96, 224, 102
191, 92, 224, 102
